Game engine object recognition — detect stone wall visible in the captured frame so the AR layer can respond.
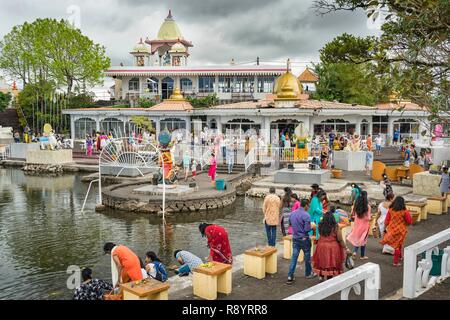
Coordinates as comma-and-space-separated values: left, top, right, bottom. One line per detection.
26, 149, 73, 165
102, 188, 236, 214
413, 171, 441, 197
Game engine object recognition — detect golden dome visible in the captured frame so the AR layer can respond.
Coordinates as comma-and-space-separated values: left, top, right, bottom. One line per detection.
157, 10, 183, 41
166, 87, 185, 101
275, 83, 299, 101
274, 60, 302, 97
169, 42, 187, 53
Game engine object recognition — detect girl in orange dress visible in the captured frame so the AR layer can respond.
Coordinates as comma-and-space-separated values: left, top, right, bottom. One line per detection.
380, 196, 412, 266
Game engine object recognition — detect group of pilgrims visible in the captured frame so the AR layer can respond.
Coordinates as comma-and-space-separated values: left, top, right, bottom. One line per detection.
263, 180, 413, 284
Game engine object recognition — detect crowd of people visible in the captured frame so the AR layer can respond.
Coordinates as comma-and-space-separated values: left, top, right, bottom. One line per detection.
73, 222, 233, 300
263, 181, 414, 284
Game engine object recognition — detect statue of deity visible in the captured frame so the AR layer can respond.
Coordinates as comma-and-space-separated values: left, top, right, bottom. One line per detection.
344, 134, 361, 152
294, 123, 309, 161
158, 131, 174, 180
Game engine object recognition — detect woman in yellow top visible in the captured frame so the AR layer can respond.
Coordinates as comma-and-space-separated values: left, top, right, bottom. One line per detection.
333, 138, 341, 151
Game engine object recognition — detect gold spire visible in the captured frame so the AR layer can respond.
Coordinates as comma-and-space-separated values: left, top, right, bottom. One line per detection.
166, 87, 185, 101
287, 58, 291, 72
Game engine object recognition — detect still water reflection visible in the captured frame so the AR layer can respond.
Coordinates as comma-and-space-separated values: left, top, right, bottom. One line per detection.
0, 168, 266, 300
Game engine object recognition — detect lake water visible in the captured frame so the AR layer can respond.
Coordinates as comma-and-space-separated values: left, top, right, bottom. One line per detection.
0, 168, 268, 300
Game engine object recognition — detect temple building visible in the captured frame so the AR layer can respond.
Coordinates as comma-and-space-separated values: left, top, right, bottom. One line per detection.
64, 10, 441, 145
107, 10, 285, 104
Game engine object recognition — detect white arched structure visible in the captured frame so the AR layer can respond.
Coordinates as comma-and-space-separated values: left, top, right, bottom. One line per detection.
82, 137, 167, 221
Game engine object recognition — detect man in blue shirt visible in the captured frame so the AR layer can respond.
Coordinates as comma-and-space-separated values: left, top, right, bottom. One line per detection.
287, 198, 317, 284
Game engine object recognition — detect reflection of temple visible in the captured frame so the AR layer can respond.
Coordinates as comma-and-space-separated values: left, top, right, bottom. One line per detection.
64, 9, 444, 146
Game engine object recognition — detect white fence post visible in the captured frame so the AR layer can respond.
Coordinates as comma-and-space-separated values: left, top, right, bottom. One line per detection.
403, 228, 450, 298
284, 263, 380, 300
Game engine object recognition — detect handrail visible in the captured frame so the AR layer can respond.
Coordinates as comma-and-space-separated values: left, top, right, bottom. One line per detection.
81, 179, 99, 213
284, 263, 380, 300
403, 228, 450, 298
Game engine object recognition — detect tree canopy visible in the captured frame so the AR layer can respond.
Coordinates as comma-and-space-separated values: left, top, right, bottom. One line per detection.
313, 0, 449, 121
0, 92, 12, 112
0, 18, 110, 96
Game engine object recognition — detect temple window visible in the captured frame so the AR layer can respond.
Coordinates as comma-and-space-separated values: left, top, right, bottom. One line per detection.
372, 116, 388, 135
199, 76, 215, 93
100, 118, 124, 137
128, 78, 140, 91
314, 119, 356, 135
218, 76, 233, 93
74, 118, 96, 139
393, 118, 420, 139
146, 77, 158, 93
180, 78, 193, 92
258, 76, 275, 93
160, 118, 186, 132
234, 76, 253, 93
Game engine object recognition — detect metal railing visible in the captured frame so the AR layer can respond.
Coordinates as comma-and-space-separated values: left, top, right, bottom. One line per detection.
403, 228, 450, 298
284, 263, 381, 300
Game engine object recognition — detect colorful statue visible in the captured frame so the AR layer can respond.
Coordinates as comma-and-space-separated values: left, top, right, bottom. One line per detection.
39, 124, 58, 150
344, 134, 361, 152
294, 123, 309, 161
158, 131, 174, 180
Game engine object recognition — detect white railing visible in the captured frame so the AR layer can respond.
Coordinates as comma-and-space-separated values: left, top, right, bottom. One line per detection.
284, 263, 380, 300
244, 147, 256, 172
403, 228, 450, 298
0, 145, 10, 160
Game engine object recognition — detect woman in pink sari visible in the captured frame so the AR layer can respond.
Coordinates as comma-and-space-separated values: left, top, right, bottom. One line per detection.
347, 190, 371, 260
208, 152, 217, 185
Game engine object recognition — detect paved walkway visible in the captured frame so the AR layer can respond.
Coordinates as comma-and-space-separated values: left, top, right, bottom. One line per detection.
169, 213, 450, 300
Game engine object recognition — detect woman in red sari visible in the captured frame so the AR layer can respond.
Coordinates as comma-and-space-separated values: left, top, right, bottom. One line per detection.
380, 196, 412, 266
199, 223, 233, 264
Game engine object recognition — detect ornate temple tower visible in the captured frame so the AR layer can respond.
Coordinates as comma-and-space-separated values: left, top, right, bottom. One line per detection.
130, 38, 151, 67
146, 10, 193, 67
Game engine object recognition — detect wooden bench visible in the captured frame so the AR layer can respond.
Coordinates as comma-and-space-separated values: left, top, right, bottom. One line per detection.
121, 278, 170, 300
410, 209, 421, 225
427, 196, 447, 215
406, 202, 427, 221
193, 262, 232, 300
244, 246, 277, 279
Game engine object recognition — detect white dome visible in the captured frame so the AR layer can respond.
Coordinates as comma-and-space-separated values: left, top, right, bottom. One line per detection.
169, 42, 187, 53
132, 39, 150, 54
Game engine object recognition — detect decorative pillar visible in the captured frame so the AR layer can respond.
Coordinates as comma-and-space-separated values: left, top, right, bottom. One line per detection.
214, 75, 219, 94
388, 117, 395, 146
263, 116, 271, 143
156, 117, 161, 136
158, 78, 162, 98
70, 116, 75, 140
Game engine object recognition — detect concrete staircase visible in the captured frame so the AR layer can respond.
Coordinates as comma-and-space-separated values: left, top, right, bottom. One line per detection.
215, 163, 246, 174
0, 108, 21, 132
374, 146, 404, 166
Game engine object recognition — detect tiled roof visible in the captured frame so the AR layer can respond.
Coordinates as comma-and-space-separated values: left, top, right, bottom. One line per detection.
298, 69, 319, 82
376, 102, 425, 111
150, 100, 193, 111
300, 99, 376, 110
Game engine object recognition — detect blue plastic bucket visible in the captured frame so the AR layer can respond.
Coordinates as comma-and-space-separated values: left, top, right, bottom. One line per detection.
216, 179, 226, 191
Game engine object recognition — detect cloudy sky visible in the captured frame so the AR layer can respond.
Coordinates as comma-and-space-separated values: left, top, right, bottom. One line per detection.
0, 0, 382, 73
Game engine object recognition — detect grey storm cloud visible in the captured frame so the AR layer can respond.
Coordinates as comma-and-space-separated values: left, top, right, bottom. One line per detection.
0, 0, 381, 68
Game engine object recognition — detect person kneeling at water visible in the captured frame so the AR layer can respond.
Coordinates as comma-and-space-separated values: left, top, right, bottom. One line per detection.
145, 251, 168, 282
73, 268, 113, 300
173, 250, 203, 276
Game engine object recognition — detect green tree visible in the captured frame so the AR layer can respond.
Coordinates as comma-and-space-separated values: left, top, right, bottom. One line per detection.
137, 97, 157, 108
0, 92, 12, 112
186, 94, 219, 108
312, 62, 385, 106
313, 0, 450, 121
0, 18, 110, 96
131, 116, 155, 133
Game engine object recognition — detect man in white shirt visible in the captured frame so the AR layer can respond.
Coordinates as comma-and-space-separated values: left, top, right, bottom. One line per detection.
375, 135, 382, 156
